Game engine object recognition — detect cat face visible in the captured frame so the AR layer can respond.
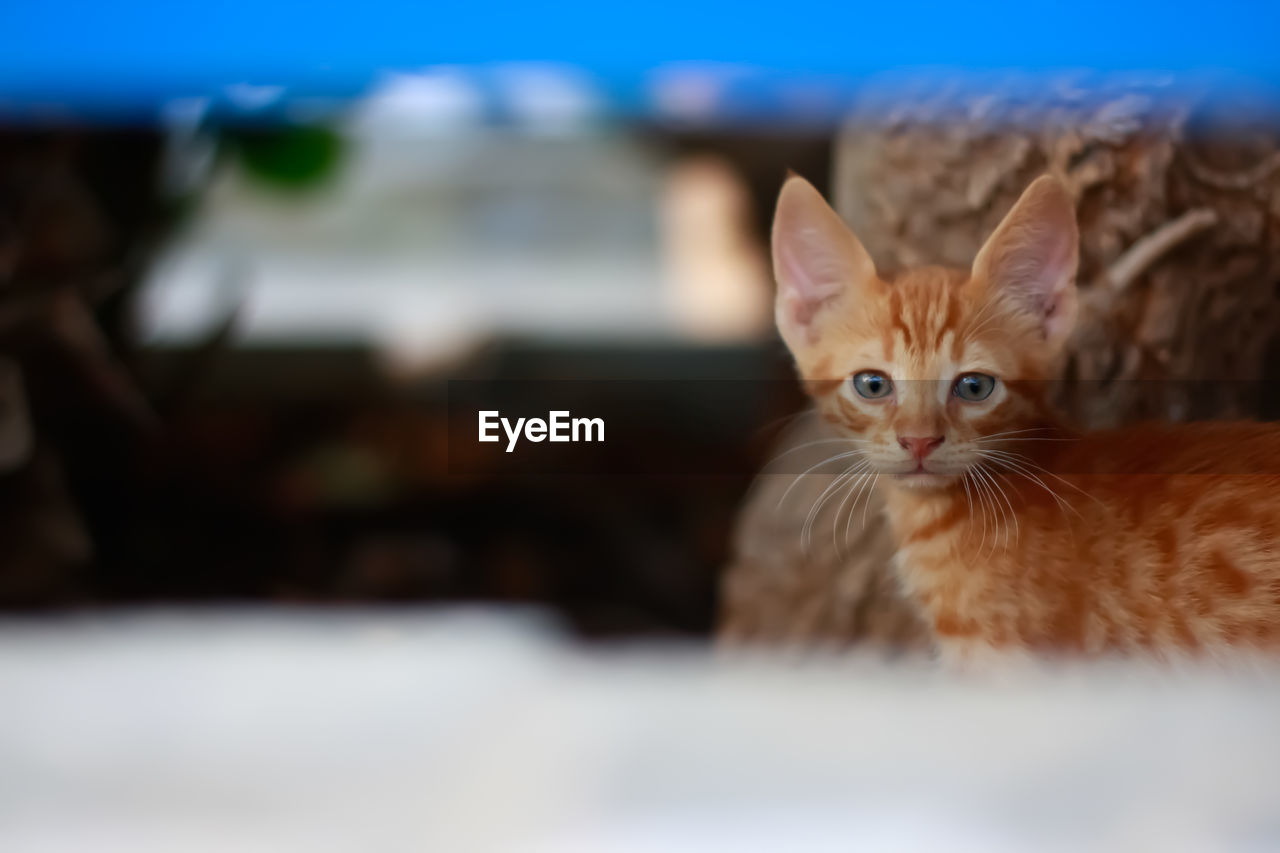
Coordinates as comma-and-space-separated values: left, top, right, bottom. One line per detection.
772, 175, 1079, 490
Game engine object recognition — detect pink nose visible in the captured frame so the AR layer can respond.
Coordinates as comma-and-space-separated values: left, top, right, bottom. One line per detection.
898, 435, 944, 460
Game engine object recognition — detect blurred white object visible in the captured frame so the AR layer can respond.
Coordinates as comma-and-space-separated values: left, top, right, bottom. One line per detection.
350, 68, 487, 136
142, 125, 777, 361
2, 611, 1279, 852
648, 63, 755, 123
492, 64, 603, 134
661, 156, 770, 341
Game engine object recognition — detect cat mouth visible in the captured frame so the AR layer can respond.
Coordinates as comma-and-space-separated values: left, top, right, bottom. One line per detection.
892, 463, 955, 486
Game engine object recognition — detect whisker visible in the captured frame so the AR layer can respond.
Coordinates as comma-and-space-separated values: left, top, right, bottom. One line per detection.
961, 299, 1003, 342
775, 450, 867, 511
967, 465, 991, 558
962, 297, 996, 331
762, 437, 871, 469
960, 469, 973, 528
802, 460, 870, 554
973, 427, 1070, 440
842, 466, 875, 533
981, 464, 1021, 548
969, 465, 998, 555
804, 463, 866, 542
978, 450, 1083, 521
849, 466, 880, 525
983, 447, 1102, 507
971, 464, 1012, 556
831, 465, 871, 553
861, 473, 881, 529
835, 467, 876, 557
978, 451, 1085, 549
751, 408, 814, 441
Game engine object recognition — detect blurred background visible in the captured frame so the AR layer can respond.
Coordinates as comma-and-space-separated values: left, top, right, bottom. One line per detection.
0, 102, 822, 635
1, 5, 872, 631
3, 1, 1280, 645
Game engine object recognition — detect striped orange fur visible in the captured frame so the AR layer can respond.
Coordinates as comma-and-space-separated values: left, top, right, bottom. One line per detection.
771, 173, 1280, 660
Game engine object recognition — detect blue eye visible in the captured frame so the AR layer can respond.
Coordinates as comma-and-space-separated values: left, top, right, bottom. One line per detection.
954, 373, 996, 401
851, 371, 893, 399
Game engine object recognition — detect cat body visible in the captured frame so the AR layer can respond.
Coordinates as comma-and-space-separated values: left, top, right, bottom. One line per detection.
885, 425, 1280, 658
771, 173, 1280, 658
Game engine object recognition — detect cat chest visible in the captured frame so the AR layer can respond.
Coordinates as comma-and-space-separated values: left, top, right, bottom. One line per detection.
892, 535, 1098, 650
893, 545, 1010, 638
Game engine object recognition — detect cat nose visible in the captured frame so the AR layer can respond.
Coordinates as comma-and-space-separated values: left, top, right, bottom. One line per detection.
898, 435, 944, 460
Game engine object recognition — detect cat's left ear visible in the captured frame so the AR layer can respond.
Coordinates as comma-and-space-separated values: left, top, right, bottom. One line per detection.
971, 175, 1079, 347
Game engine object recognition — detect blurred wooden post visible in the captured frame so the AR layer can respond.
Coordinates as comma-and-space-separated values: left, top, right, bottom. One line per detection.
719, 80, 1280, 649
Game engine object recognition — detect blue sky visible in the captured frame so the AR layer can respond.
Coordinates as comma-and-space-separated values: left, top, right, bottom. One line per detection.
2, 0, 1276, 120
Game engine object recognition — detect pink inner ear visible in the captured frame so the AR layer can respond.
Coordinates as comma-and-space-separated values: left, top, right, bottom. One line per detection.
1040, 275, 1076, 343
771, 176, 876, 345
977, 182, 1079, 342
1016, 223, 1074, 320
776, 237, 838, 328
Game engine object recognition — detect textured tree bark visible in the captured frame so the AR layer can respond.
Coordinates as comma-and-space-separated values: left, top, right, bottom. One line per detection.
719, 80, 1280, 650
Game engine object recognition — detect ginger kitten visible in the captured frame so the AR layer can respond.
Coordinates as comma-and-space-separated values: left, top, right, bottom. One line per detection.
772, 173, 1280, 660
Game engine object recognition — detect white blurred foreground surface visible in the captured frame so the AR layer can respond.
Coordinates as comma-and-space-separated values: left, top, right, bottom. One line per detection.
2, 611, 1279, 852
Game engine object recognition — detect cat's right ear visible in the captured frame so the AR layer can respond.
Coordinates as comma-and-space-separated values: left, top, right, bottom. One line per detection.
771, 175, 876, 350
